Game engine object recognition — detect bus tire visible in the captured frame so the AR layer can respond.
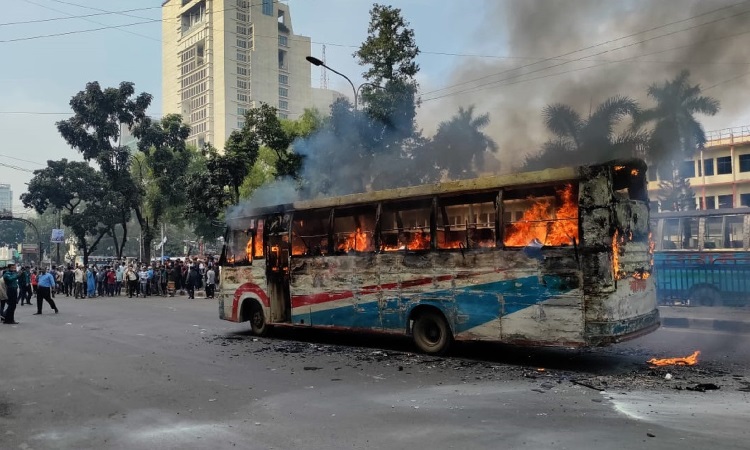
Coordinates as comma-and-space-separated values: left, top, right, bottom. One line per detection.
248, 302, 268, 336
412, 310, 452, 355
690, 285, 721, 307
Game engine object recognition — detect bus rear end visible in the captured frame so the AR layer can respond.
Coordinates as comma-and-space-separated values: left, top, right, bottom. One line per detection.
580, 161, 659, 345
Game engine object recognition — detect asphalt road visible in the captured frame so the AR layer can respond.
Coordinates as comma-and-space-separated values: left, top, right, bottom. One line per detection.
1, 296, 749, 450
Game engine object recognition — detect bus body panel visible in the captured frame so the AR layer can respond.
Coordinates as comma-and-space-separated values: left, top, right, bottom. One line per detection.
218, 265, 270, 322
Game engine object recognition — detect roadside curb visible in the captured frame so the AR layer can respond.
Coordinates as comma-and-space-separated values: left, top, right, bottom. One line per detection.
661, 317, 750, 333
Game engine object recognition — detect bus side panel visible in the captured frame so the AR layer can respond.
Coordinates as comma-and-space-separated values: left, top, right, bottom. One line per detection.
218, 265, 269, 323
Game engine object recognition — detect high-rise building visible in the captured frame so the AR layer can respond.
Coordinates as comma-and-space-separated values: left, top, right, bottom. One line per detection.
0, 183, 13, 216
162, 0, 314, 149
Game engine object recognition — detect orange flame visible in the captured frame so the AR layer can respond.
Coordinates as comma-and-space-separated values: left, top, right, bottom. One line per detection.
613, 230, 621, 279
615, 165, 639, 176
255, 222, 264, 257
383, 231, 431, 251
504, 184, 578, 247
338, 228, 374, 253
245, 238, 253, 260
647, 350, 700, 367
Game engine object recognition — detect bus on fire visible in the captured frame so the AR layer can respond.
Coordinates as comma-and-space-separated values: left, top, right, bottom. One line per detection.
217, 159, 659, 354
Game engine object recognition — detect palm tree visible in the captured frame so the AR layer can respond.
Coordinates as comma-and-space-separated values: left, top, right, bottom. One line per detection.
634, 70, 720, 179
429, 105, 498, 179
524, 96, 646, 170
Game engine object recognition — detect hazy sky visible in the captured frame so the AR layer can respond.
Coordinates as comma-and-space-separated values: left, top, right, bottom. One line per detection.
1, 0, 748, 212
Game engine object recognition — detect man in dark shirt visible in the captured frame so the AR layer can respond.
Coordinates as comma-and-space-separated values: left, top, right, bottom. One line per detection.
2, 263, 20, 324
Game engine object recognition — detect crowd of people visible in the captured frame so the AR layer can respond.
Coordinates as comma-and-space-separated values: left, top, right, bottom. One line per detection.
0, 257, 218, 326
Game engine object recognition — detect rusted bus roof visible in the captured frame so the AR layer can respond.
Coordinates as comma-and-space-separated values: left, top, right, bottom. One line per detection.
228, 159, 647, 224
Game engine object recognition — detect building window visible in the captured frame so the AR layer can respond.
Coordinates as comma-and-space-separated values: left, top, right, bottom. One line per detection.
238, 107, 247, 116
238, 79, 247, 89
278, 35, 288, 47
237, 0, 248, 8
237, 65, 248, 76
238, 121, 245, 129
703, 158, 714, 176
262, 0, 273, 16
237, 39, 247, 49
279, 100, 289, 110
740, 154, 750, 172
238, 93, 248, 102
741, 193, 750, 207
680, 160, 695, 178
237, 52, 247, 62
279, 112, 288, 119
279, 74, 289, 85
237, 25, 247, 35
278, 87, 288, 97
278, 49, 287, 69
717, 156, 732, 175
704, 196, 716, 210
237, 12, 247, 22
718, 194, 734, 209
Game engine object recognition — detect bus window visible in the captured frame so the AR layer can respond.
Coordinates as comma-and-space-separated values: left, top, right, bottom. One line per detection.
437, 193, 497, 249
662, 218, 680, 249
726, 215, 744, 248
291, 209, 331, 256
229, 229, 251, 264
704, 217, 722, 249
333, 206, 376, 253
380, 200, 432, 251
252, 219, 264, 258
682, 217, 698, 249
503, 184, 578, 247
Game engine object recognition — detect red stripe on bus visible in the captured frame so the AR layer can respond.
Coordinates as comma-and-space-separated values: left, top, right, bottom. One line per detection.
291, 270, 503, 307
232, 283, 270, 321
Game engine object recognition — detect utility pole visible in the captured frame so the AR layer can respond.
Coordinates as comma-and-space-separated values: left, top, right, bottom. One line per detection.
56, 210, 61, 266
161, 222, 165, 263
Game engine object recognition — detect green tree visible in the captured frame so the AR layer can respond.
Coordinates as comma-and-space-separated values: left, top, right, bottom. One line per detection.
658, 175, 696, 212
427, 105, 498, 180
0, 220, 26, 248
131, 114, 191, 261
355, 4, 420, 143
20, 159, 114, 266
634, 70, 720, 179
524, 96, 646, 170
56, 81, 153, 261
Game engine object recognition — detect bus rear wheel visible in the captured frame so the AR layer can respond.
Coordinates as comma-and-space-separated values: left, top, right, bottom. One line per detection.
249, 303, 268, 336
412, 310, 452, 355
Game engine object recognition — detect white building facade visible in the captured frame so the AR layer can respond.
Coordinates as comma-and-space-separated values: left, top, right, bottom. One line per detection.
648, 126, 750, 210
162, 0, 314, 149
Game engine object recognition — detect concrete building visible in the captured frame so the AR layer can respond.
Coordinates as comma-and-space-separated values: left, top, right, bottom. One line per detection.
647, 125, 750, 210
162, 0, 316, 149
0, 183, 13, 216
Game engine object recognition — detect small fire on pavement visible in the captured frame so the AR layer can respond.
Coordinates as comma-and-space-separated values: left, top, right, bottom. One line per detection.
647, 350, 701, 367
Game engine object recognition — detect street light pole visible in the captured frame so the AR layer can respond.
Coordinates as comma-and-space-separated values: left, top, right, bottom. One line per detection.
306, 56, 358, 110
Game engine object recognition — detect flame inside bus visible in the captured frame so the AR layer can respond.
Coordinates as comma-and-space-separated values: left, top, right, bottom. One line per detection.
504, 184, 578, 247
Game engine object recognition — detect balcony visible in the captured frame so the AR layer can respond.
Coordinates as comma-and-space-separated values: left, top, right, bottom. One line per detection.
706, 125, 750, 147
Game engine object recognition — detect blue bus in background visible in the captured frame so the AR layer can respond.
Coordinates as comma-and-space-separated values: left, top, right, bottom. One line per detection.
652, 208, 750, 306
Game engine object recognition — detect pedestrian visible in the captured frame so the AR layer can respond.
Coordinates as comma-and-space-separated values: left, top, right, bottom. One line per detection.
186, 264, 201, 299
2, 263, 20, 324
138, 265, 149, 298
33, 267, 59, 315
96, 267, 105, 297
86, 266, 96, 298
18, 266, 31, 306
205, 266, 216, 299
74, 265, 85, 298
125, 265, 138, 298
63, 266, 74, 297
0, 266, 8, 320
115, 264, 124, 296
106, 267, 116, 296
30, 269, 38, 298
160, 265, 168, 297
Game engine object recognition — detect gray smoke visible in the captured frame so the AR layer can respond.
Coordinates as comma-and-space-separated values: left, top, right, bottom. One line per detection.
419, 0, 750, 170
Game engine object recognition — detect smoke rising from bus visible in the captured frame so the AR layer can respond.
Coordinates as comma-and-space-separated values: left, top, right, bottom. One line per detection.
419, 0, 750, 169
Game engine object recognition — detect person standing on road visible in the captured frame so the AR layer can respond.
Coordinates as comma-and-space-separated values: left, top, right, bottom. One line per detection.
74, 265, 85, 298
86, 266, 96, 298
138, 266, 149, 298
63, 266, 74, 297
33, 268, 59, 315
2, 263, 20, 324
0, 266, 8, 320
205, 266, 216, 299
30, 269, 38, 298
106, 268, 116, 297
186, 264, 201, 299
115, 264, 124, 296
125, 265, 138, 298
18, 266, 31, 306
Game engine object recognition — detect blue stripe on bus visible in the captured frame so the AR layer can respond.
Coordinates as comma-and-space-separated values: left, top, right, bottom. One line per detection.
298, 275, 575, 332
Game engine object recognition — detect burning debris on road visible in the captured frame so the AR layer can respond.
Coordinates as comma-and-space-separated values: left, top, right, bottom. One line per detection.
648, 350, 701, 367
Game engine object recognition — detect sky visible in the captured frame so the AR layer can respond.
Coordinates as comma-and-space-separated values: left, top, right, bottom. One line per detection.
1, 0, 749, 212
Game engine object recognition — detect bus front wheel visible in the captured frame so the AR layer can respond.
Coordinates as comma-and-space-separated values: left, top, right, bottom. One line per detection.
249, 303, 268, 336
412, 310, 452, 355
690, 285, 721, 307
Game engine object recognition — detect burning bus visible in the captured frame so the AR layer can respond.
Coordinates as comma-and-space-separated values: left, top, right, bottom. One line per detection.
217, 159, 659, 354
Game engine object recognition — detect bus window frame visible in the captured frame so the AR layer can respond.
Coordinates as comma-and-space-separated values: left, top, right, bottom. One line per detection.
435, 191, 499, 250
290, 208, 333, 257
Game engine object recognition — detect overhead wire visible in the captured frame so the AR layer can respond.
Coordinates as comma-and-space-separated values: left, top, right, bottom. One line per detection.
0, 6, 161, 27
